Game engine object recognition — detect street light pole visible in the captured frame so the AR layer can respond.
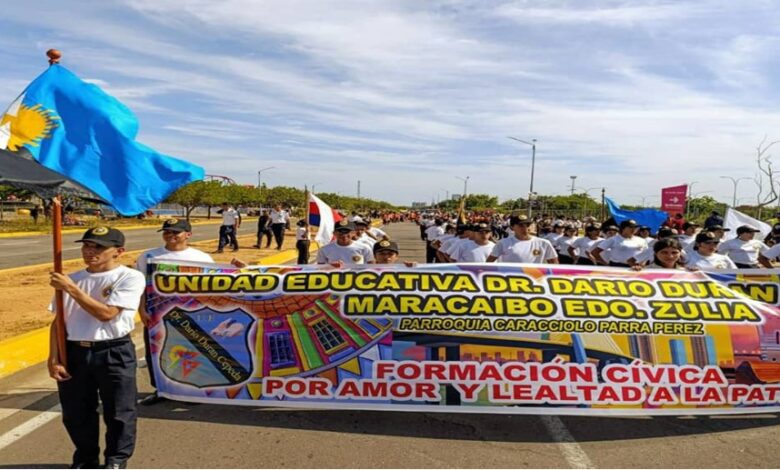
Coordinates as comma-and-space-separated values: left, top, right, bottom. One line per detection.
685, 181, 698, 219
720, 176, 751, 208
256, 166, 275, 187
455, 176, 470, 197
570, 176, 577, 195
507, 137, 537, 217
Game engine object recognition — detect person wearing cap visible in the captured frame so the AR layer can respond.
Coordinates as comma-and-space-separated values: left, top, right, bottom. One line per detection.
136, 218, 214, 406
764, 220, 780, 247
424, 218, 446, 263
295, 219, 312, 264
372, 239, 416, 266
543, 222, 565, 245
637, 226, 651, 240
633, 227, 674, 267
48, 227, 145, 469
316, 220, 375, 265
707, 225, 730, 241
434, 223, 457, 262
569, 225, 603, 265
486, 215, 558, 264
762, 237, 780, 264
593, 225, 619, 265
718, 225, 773, 268
253, 209, 273, 249
450, 223, 496, 262
352, 218, 378, 250
216, 202, 241, 253
591, 219, 648, 268
553, 225, 578, 264
678, 222, 700, 252
704, 211, 724, 229
439, 224, 473, 263
685, 232, 737, 270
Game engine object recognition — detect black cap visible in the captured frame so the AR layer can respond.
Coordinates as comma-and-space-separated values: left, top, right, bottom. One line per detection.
682, 222, 700, 231
373, 239, 399, 254
657, 227, 674, 238
158, 217, 192, 233
353, 218, 369, 226
638, 225, 651, 231
737, 225, 761, 235
772, 223, 780, 233
475, 222, 492, 232
695, 232, 719, 244
510, 215, 532, 226
334, 220, 357, 232
75, 226, 125, 247
619, 219, 638, 230
456, 224, 468, 234
707, 225, 730, 232
584, 224, 600, 233
604, 225, 619, 232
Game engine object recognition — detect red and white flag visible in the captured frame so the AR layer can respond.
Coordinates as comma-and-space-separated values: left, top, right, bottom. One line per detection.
308, 193, 343, 246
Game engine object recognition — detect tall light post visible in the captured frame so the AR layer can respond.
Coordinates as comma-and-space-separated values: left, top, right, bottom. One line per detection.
455, 176, 470, 197
633, 194, 658, 207
507, 137, 537, 217
569, 176, 577, 195
719, 176, 750, 207
257, 166, 275, 187
573, 186, 600, 218
311, 182, 323, 194
685, 180, 698, 219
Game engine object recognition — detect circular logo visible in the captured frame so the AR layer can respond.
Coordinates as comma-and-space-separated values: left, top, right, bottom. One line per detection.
101, 285, 114, 298
532, 249, 542, 256
166, 218, 179, 225
379, 240, 391, 247
339, 220, 349, 227
352, 254, 363, 262
92, 226, 109, 235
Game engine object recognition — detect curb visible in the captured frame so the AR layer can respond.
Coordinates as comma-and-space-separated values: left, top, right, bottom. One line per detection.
0, 218, 258, 239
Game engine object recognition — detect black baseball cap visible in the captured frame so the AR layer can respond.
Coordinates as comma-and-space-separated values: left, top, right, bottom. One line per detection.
772, 223, 780, 233
695, 232, 719, 244
334, 220, 357, 232
373, 239, 399, 254
619, 219, 638, 230
353, 218, 369, 227
604, 225, 619, 232
737, 225, 761, 235
657, 227, 674, 238
510, 215, 532, 226
638, 225, 651, 231
707, 225, 730, 232
158, 217, 192, 233
475, 223, 492, 232
75, 226, 125, 247
682, 222, 700, 231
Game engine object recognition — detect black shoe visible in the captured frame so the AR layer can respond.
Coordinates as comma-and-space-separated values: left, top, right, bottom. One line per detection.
139, 391, 166, 406
70, 461, 100, 469
215, 249, 223, 254
252, 244, 259, 248
104, 462, 127, 469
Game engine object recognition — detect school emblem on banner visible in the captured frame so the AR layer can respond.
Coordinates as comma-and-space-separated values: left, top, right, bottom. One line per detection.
160, 307, 254, 388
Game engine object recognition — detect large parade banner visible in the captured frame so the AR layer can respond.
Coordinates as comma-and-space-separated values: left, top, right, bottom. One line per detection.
145, 262, 780, 415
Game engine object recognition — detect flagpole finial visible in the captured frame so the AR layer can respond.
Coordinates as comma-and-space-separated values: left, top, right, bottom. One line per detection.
46, 49, 62, 65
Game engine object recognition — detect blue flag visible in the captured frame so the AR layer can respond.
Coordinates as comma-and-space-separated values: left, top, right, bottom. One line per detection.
0, 64, 204, 215
605, 197, 669, 233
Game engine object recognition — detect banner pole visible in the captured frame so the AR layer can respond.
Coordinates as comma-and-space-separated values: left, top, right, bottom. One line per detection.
52, 195, 67, 367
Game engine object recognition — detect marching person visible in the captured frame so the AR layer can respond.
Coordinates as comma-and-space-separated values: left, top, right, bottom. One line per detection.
296, 219, 311, 264
554, 225, 578, 264
373, 239, 417, 266
48, 227, 145, 469
424, 218, 445, 263
136, 218, 215, 406
685, 231, 737, 270
216, 202, 240, 253
316, 220, 375, 265
450, 223, 495, 262
569, 225, 603, 265
486, 215, 558, 264
591, 219, 647, 268
253, 209, 273, 249
269, 203, 290, 250
718, 225, 773, 269
635, 238, 686, 270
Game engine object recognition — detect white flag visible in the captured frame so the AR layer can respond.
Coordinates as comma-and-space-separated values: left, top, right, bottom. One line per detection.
723, 208, 771, 240
308, 193, 340, 246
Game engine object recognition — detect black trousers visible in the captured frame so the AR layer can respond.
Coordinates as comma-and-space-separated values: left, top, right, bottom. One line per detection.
558, 254, 573, 264
736, 262, 759, 269
271, 223, 285, 249
218, 225, 238, 250
576, 257, 595, 265
426, 242, 438, 263
296, 240, 310, 264
57, 338, 137, 467
143, 326, 156, 389
257, 229, 272, 248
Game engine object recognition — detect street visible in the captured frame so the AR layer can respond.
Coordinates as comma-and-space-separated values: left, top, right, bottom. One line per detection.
0, 222, 779, 468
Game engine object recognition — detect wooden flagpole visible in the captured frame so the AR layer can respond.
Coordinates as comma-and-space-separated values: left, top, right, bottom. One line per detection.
47, 49, 67, 367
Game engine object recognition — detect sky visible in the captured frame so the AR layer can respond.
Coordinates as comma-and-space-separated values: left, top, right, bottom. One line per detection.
1, 0, 779, 207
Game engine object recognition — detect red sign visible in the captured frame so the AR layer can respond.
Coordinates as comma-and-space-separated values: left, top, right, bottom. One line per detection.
661, 184, 687, 215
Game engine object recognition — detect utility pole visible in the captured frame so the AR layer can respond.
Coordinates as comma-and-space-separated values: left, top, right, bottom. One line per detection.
570, 176, 577, 195
600, 187, 606, 220
357, 180, 361, 199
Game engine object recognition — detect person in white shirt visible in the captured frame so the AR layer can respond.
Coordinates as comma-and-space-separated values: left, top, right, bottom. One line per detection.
451, 223, 495, 262
677, 222, 699, 252
486, 215, 558, 264
316, 221, 375, 265
136, 217, 215, 406
569, 225, 603, 265
594, 225, 619, 265
685, 231, 737, 270
543, 222, 565, 245
296, 220, 312, 264
216, 202, 241, 253
269, 204, 290, 250
424, 219, 446, 263
636, 238, 686, 270
718, 225, 773, 269
554, 225, 578, 264
633, 227, 674, 267
591, 219, 647, 267
367, 224, 388, 240
762, 241, 780, 264
48, 227, 145, 469
440, 225, 473, 263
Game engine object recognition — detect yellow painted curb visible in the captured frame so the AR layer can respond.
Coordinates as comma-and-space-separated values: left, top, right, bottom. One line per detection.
0, 326, 50, 379
0, 218, 258, 238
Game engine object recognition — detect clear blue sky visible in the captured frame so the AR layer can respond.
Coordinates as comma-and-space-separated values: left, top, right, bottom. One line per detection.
2, 0, 778, 206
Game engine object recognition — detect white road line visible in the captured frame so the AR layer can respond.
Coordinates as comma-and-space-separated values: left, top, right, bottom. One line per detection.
540, 415, 595, 469
0, 404, 61, 452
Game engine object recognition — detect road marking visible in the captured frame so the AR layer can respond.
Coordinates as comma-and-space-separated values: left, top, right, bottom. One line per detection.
540, 415, 595, 469
0, 404, 61, 452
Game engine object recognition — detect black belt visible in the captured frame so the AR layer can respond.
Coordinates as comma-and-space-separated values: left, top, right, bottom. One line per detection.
609, 261, 630, 268
735, 262, 759, 269
68, 335, 131, 350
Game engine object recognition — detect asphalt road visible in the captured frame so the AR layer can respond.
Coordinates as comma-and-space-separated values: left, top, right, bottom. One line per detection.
1, 222, 780, 468
0, 221, 258, 269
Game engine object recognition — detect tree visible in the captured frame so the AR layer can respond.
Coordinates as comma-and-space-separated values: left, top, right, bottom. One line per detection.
752, 136, 780, 219
165, 180, 223, 221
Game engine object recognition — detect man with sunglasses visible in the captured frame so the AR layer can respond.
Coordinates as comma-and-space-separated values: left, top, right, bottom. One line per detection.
136, 218, 214, 406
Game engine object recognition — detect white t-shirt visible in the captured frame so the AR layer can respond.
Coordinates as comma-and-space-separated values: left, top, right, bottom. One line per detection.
425, 225, 445, 242
571, 236, 602, 259
442, 237, 468, 256
316, 242, 375, 264
598, 235, 648, 264
296, 227, 310, 241
763, 243, 780, 262
718, 238, 769, 265
554, 236, 576, 256
270, 209, 289, 224
51, 265, 145, 341
678, 234, 696, 252
452, 240, 495, 262
544, 232, 562, 244
221, 207, 240, 226
685, 251, 737, 270
136, 247, 215, 275
368, 227, 387, 239
490, 235, 557, 263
